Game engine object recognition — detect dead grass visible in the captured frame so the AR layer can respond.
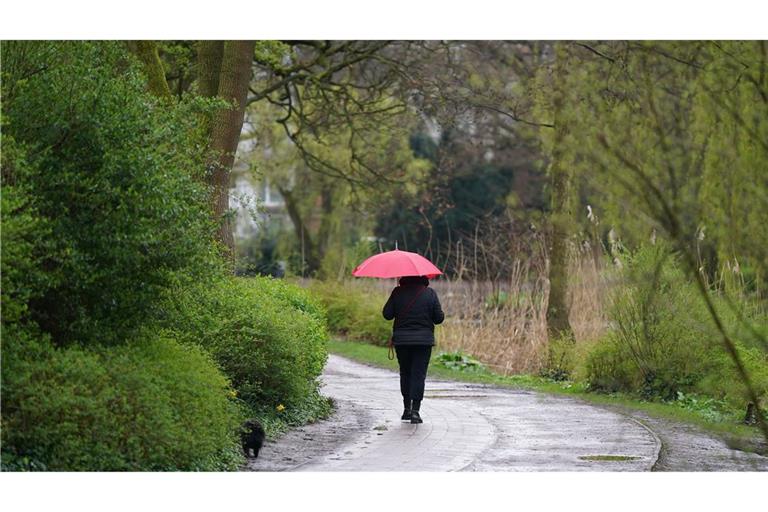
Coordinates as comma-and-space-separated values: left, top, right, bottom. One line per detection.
338, 246, 613, 375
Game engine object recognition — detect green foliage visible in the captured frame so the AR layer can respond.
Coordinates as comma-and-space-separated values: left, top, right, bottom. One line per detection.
308, 280, 392, 345
1, 41, 220, 346
585, 244, 768, 407
317, 239, 378, 281
583, 336, 638, 393
253, 41, 292, 70
541, 41, 768, 294
1, 42, 246, 471
1, 41, 336, 471
235, 231, 285, 278
1, 325, 245, 471
434, 351, 486, 373
542, 335, 576, 381
256, 392, 334, 439
240, 91, 427, 277
256, 276, 327, 323
157, 276, 329, 410
156, 41, 197, 98
693, 42, 768, 292
531, 41, 768, 440
673, 391, 732, 424
0, 175, 59, 324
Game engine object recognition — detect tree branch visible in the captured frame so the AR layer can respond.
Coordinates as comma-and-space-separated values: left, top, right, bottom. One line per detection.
127, 41, 172, 100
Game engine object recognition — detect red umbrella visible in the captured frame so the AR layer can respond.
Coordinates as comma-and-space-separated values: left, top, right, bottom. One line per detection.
352, 249, 443, 279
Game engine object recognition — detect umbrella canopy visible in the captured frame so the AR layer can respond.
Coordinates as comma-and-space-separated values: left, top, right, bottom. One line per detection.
352, 249, 443, 279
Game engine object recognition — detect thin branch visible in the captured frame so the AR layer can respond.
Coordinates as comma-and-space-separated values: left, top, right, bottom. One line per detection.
573, 43, 616, 64
598, 135, 768, 441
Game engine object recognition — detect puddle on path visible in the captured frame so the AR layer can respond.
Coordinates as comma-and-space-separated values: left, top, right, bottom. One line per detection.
579, 455, 642, 462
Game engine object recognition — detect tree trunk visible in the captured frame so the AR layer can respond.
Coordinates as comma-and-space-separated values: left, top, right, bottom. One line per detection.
196, 41, 224, 98
316, 184, 335, 262
127, 40, 254, 267
127, 41, 172, 100
279, 185, 321, 275
203, 41, 256, 264
546, 43, 575, 342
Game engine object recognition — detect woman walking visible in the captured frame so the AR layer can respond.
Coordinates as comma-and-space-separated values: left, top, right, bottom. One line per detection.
383, 275, 445, 424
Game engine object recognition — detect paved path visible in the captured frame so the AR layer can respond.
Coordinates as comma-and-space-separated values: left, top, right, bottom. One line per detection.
250, 355, 683, 471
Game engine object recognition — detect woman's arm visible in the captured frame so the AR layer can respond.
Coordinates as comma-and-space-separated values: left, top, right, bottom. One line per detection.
382, 288, 398, 320
431, 289, 445, 324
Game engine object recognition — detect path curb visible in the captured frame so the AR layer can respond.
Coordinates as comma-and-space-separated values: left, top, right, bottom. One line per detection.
622, 415, 664, 471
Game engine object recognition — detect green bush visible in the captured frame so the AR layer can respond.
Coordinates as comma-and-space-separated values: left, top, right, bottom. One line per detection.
0, 178, 59, 325
1, 42, 336, 471
1, 325, 244, 471
309, 280, 392, 344
1, 41, 220, 346
584, 336, 640, 393
258, 391, 334, 439
434, 351, 486, 373
256, 277, 326, 323
157, 276, 329, 411
585, 244, 768, 408
541, 335, 577, 381
696, 343, 768, 407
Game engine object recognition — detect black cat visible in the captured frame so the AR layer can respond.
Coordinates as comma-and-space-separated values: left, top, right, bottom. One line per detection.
241, 419, 266, 458
744, 402, 758, 426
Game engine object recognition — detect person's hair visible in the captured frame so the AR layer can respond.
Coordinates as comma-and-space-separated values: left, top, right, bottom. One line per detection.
398, 275, 429, 287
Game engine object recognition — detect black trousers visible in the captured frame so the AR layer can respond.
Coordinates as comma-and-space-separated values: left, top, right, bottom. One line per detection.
394, 345, 432, 402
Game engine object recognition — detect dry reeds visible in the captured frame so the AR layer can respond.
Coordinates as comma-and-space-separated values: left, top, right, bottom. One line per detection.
348, 242, 612, 375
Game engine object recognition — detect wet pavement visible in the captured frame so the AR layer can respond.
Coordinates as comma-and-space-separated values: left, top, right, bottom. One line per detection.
253, 354, 740, 472
248, 355, 768, 471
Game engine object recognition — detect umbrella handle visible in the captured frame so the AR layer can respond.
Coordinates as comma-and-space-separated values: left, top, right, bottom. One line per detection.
387, 338, 395, 360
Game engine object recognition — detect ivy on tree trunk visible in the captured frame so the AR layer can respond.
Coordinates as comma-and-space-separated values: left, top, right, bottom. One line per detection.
545, 42, 575, 343
128, 41, 172, 100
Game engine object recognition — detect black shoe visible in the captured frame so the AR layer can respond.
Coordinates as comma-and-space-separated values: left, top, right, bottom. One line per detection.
401, 399, 412, 420
410, 410, 423, 424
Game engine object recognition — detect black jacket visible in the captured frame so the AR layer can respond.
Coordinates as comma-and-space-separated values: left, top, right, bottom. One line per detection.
382, 277, 445, 346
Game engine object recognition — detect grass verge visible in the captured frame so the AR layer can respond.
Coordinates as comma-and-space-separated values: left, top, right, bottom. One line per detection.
327, 339, 766, 454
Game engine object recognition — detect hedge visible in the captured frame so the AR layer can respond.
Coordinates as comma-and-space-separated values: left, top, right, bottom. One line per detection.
1, 326, 245, 471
